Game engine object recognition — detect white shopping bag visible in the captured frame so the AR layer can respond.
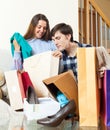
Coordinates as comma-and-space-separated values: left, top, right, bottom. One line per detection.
23, 51, 59, 97
23, 97, 60, 120
5, 70, 23, 110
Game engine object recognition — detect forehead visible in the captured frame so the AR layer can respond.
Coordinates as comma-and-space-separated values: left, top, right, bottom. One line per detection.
37, 20, 47, 26
53, 31, 62, 37
52, 31, 65, 40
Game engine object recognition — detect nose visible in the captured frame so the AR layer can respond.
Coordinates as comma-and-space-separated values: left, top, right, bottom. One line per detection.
40, 27, 45, 33
54, 40, 58, 45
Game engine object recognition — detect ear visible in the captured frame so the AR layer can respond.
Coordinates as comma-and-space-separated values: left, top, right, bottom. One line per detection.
65, 34, 71, 41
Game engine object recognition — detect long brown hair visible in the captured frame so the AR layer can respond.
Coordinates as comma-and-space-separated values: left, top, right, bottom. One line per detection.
24, 14, 51, 41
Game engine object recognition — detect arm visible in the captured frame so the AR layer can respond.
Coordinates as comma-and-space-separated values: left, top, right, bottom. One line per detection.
11, 40, 23, 70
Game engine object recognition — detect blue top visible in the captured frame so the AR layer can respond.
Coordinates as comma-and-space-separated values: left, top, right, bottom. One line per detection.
27, 38, 56, 55
11, 37, 57, 70
10, 32, 32, 59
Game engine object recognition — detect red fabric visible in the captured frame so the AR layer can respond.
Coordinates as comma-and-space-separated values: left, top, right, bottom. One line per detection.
17, 71, 25, 99
21, 71, 34, 97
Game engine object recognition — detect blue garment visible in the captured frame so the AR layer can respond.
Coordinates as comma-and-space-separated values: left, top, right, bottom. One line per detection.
10, 32, 32, 59
56, 91, 69, 107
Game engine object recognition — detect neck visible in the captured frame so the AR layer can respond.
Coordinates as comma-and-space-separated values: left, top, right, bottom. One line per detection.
66, 42, 78, 57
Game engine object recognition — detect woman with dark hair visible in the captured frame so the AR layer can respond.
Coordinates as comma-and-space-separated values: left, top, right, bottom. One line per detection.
11, 14, 61, 70
24, 13, 51, 41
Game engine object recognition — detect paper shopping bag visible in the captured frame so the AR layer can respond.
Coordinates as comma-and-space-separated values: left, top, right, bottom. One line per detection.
21, 71, 34, 96
5, 70, 23, 110
100, 70, 110, 126
77, 47, 100, 126
0, 89, 2, 99
23, 51, 59, 97
17, 71, 25, 99
43, 70, 79, 116
100, 115, 110, 130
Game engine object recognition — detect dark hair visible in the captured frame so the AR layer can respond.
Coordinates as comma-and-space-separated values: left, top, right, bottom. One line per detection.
24, 14, 51, 41
51, 23, 74, 42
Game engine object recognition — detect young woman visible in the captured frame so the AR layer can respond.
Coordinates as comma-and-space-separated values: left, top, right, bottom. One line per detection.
11, 14, 61, 70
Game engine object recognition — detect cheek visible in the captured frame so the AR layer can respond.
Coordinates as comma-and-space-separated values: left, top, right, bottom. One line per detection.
62, 42, 67, 48
34, 28, 38, 34
59, 43, 65, 50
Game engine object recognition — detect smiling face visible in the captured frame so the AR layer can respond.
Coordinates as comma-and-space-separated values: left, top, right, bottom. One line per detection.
52, 31, 71, 51
34, 20, 47, 39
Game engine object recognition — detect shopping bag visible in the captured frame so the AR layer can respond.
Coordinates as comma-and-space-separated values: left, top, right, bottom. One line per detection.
5, 70, 23, 110
23, 97, 60, 120
17, 71, 25, 99
23, 51, 59, 97
100, 70, 110, 126
0, 89, 2, 99
43, 70, 79, 116
5, 70, 36, 110
77, 47, 100, 126
21, 71, 34, 96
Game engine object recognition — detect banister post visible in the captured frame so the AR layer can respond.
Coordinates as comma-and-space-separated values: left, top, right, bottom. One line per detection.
84, 0, 90, 44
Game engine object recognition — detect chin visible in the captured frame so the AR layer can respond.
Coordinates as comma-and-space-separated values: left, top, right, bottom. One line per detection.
38, 36, 43, 39
58, 47, 63, 51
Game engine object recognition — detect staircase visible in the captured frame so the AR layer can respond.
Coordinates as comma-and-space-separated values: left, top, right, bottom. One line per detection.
79, 0, 110, 52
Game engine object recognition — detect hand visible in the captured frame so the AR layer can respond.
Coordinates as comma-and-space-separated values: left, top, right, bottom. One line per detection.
52, 50, 62, 59
13, 39, 20, 51
98, 66, 106, 78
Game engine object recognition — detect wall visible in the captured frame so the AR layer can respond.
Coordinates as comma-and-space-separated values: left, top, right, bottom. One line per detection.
0, 0, 78, 50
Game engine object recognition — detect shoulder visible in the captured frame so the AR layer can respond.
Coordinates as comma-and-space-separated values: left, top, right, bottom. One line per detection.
80, 43, 92, 47
74, 41, 92, 47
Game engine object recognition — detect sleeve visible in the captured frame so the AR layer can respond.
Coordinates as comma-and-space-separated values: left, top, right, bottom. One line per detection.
11, 51, 23, 70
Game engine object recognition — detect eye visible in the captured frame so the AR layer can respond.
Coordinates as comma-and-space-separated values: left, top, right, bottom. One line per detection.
37, 25, 41, 29
43, 27, 47, 31
37, 26, 41, 29
37, 25, 46, 30
56, 36, 60, 40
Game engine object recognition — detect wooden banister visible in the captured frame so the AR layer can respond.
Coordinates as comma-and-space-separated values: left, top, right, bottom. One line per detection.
89, 0, 110, 27
79, 0, 110, 48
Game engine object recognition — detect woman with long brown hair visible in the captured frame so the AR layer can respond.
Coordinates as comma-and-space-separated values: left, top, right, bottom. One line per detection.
11, 14, 61, 70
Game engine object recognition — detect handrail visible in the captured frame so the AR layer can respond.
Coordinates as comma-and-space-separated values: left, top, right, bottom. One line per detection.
89, 0, 110, 27
79, 0, 110, 47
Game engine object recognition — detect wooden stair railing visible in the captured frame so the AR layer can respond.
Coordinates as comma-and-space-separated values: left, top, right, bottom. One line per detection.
79, 0, 110, 51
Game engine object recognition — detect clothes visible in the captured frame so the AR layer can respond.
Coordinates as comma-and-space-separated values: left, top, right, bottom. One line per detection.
10, 32, 32, 59
96, 46, 110, 70
56, 91, 69, 107
59, 41, 91, 81
11, 35, 57, 70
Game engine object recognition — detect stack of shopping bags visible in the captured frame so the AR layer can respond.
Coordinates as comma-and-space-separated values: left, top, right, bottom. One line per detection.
5, 51, 60, 117
4, 48, 110, 127
77, 47, 110, 127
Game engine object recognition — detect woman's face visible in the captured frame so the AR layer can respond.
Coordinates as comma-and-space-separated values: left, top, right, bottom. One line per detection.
34, 20, 47, 39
